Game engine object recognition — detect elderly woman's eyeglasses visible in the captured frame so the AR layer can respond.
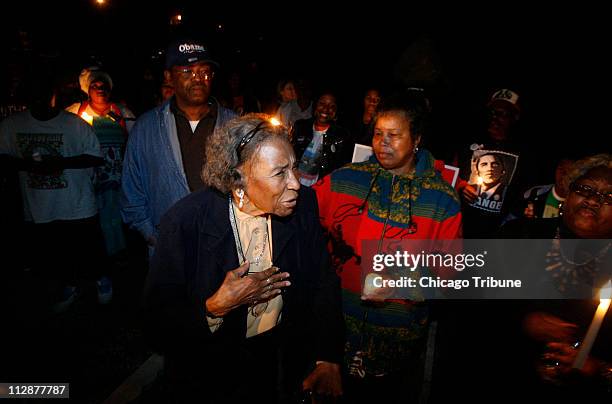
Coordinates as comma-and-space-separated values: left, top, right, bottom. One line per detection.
570, 183, 612, 205
176, 68, 214, 81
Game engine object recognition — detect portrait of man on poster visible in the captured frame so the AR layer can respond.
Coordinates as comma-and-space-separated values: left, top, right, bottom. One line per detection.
468, 150, 518, 213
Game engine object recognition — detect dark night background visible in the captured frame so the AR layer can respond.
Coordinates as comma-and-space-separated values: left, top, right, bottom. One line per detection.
2, 2, 609, 167
1, 2, 609, 403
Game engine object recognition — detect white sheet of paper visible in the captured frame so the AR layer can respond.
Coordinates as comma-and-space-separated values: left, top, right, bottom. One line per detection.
444, 165, 460, 187
352, 144, 373, 163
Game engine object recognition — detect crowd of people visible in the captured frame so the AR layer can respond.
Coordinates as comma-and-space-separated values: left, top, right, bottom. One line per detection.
1, 36, 610, 403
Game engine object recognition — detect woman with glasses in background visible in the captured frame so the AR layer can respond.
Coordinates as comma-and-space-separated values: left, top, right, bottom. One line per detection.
502, 153, 611, 239
143, 114, 344, 403
487, 153, 612, 403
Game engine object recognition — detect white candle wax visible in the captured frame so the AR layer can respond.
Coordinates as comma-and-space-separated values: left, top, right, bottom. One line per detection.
573, 281, 612, 369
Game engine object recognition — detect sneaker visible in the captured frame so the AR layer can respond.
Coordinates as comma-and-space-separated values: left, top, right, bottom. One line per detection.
96, 276, 113, 304
53, 286, 78, 313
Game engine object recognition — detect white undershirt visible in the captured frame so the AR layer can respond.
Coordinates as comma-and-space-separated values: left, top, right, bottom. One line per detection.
189, 120, 199, 132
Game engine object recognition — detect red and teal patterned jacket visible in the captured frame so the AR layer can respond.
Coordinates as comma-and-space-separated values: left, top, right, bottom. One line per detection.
313, 148, 462, 376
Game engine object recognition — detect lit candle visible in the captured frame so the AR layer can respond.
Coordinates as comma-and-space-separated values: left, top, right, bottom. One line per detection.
476, 176, 484, 195
572, 280, 612, 369
80, 112, 94, 126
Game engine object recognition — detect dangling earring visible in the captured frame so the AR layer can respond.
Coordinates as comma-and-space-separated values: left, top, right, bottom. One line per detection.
558, 202, 564, 216
414, 145, 419, 154
237, 189, 245, 209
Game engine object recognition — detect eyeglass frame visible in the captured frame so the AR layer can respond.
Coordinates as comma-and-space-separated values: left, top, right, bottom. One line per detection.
570, 182, 612, 205
174, 66, 215, 81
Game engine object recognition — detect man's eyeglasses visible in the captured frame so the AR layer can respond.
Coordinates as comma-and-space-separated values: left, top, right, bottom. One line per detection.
570, 182, 612, 205
176, 68, 214, 81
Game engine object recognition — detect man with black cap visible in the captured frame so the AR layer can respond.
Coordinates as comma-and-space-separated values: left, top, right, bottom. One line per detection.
456, 88, 534, 237
121, 38, 236, 249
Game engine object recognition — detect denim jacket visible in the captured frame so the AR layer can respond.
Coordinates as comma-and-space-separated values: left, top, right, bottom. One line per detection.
120, 99, 235, 242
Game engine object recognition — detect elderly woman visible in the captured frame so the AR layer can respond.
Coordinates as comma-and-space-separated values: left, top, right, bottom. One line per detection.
143, 114, 343, 403
313, 93, 462, 403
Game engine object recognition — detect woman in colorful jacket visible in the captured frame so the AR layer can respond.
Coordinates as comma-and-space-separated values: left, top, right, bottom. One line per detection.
313, 91, 462, 403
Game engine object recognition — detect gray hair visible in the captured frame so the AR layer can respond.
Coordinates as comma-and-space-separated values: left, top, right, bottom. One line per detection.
566, 154, 612, 188
202, 113, 290, 193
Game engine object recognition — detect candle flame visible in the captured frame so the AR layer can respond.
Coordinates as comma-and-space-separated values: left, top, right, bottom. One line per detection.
170, 14, 182, 25
81, 112, 94, 126
476, 176, 484, 185
269, 117, 281, 126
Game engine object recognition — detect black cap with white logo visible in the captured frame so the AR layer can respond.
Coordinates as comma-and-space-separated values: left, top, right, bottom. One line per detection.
165, 39, 219, 69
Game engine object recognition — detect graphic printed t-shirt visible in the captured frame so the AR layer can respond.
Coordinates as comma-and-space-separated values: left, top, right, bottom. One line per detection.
0, 110, 101, 223
297, 126, 327, 187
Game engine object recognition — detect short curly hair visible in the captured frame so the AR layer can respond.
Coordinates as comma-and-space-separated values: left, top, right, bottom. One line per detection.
566, 153, 612, 188
201, 113, 291, 194
375, 90, 429, 140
